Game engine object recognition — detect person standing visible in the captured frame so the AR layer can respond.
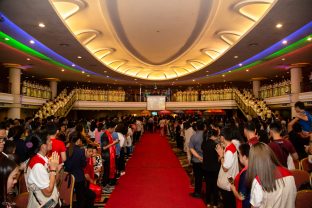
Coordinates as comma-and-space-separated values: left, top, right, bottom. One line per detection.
202, 128, 220, 207
101, 122, 119, 191
216, 127, 239, 208
189, 121, 205, 198
247, 142, 296, 208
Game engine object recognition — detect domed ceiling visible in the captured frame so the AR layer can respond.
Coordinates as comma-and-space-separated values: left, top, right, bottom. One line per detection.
49, 0, 277, 80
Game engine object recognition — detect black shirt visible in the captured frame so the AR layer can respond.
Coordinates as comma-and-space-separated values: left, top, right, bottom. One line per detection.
202, 138, 220, 172
64, 145, 86, 183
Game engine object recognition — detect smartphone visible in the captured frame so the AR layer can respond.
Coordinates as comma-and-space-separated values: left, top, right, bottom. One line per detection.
41, 199, 55, 208
228, 177, 234, 185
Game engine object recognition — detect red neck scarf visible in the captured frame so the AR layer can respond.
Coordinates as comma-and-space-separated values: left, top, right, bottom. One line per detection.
105, 130, 116, 179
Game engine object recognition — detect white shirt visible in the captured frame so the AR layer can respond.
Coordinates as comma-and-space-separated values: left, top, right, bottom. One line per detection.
217, 143, 239, 191
117, 132, 125, 147
27, 153, 49, 190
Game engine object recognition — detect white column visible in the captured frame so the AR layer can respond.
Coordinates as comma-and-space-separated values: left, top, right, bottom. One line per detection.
49, 79, 58, 99
290, 64, 303, 118
252, 80, 260, 98
4, 63, 22, 119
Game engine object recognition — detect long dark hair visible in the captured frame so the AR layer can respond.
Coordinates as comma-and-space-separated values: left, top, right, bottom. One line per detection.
246, 142, 282, 192
26, 130, 49, 159
68, 132, 81, 158
0, 155, 18, 205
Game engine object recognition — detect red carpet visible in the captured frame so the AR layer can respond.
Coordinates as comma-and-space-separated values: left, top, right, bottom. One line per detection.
105, 132, 206, 208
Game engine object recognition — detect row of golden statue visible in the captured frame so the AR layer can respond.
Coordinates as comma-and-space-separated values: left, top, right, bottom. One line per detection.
259, 80, 291, 98
172, 88, 234, 102
76, 88, 126, 102
236, 89, 272, 121
22, 81, 52, 99
35, 89, 75, 119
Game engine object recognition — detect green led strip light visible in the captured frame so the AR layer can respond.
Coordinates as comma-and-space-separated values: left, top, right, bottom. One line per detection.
0, 31, 81, 73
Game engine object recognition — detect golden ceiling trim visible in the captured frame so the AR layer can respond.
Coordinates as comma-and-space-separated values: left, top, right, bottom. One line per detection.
49, 0, 278, 81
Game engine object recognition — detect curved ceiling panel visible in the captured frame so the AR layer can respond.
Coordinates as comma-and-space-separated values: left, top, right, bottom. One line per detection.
49, 0, 278, 80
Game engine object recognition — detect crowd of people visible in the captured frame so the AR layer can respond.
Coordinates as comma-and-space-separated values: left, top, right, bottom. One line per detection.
167, 101, 311, 208
21, 81, 52, 99
0, 115, 144, 207
259, 80, 291, 98
0, 101, 311, 208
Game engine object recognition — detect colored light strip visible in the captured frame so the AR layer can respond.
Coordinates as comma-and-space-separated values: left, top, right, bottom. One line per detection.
0, 32, 82, 73
205, 21, 312, 78
0, 13, 100, 76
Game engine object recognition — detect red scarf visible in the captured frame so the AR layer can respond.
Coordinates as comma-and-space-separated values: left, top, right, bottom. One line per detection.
234, 166, 248, 208
105, 130, 116, 179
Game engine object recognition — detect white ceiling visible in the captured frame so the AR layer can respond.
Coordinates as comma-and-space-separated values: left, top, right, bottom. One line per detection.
0, 0, 311, 85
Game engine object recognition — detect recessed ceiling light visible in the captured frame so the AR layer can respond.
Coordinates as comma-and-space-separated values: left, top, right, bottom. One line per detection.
282, 58, 286, 61
206, 74, 209, 77
282, 40, 288, 45
308, 37, 312, 41
134, 79, 137, 81
4, 37, 10, 41
81, 71, 85, 74
32, 75, 35, 78
206, 71, 209, 73
29, 40, 35, 44
104, 71, 107, 73
106, 75, 110, 78
276, 23, 283, 28
234, 55, 239, 59
72, 64, 75, 67
192, 79, 195, 81
228, 70, 232, 73
27, 58, 31, 61
88, 80, 91, 83
246, 69, 249, 72
61, 69, 65, 72
239, 63, 243, 67
38, 23, 45, 28
77, 56, 82, 59
222, 74, 225, 77
87, 74, 90, 77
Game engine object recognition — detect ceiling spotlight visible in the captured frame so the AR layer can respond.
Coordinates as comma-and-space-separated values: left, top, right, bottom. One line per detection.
206, 71, 209, 73
72, 64, 75, 67
239, 63, 243, 67
104, 71, 107, 73
4, 37, 10, 41
87, 74, 90, 77
192, 79, 195, 82
228, 70, 232, 73
246, 69, 249, 72
134, 79, 137, 81
106, 75, 110, 78
222, 74, 225, 77
81, 71, 85, 74
308, 37, 312, 41
29, 40, 35, 44
234, 55, 239, 59
206, 74, 209, 77
38, 23, 45, 28
27, 58, 31, 61
282, 40, 288, 45
281, 58, 286, 61
61, 69, 65, 72
276, 23, 283, 28
77, 56, 82, 59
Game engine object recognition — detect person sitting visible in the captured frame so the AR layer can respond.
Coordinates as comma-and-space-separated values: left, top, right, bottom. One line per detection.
0, 155, 19, 208
247, 142, 296, 208
25, 131, 60, 208
293, 101, 312, 136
